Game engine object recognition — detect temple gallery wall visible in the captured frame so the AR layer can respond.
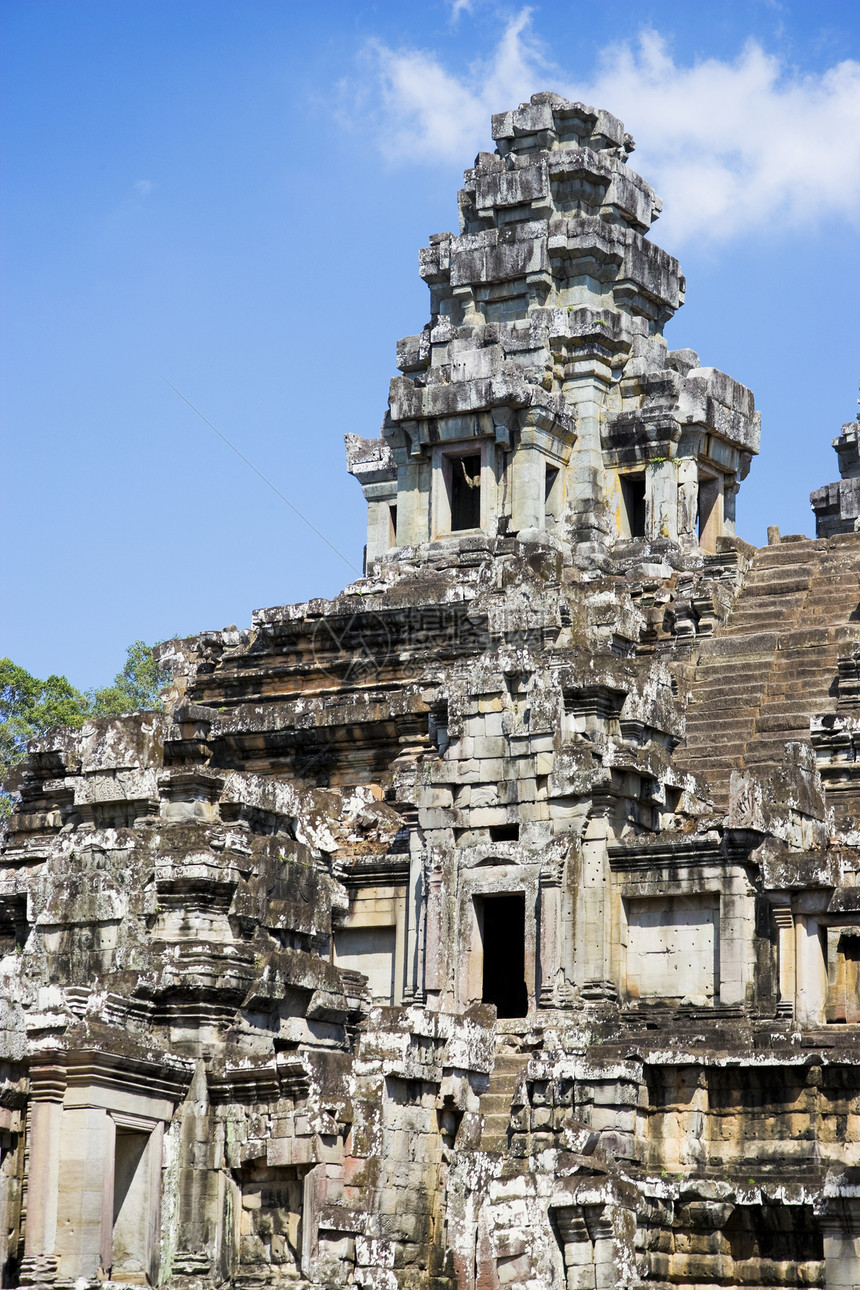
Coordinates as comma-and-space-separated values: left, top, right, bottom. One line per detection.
1, 92, 858, 1290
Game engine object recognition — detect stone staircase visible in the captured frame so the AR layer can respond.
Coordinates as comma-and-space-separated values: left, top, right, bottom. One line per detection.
478, 1052, 530, 1151
677, 534, 860, 807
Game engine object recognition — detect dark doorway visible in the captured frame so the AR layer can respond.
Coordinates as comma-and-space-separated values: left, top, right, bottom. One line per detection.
479, 894, 528, 1018
620, 474, 646, 537
450, 454, 482, 530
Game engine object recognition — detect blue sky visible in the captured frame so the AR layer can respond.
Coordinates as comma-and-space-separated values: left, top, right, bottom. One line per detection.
2, 0, 859, 690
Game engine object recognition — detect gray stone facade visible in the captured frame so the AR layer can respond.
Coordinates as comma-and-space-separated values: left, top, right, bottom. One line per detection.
1, 94, 858, 1290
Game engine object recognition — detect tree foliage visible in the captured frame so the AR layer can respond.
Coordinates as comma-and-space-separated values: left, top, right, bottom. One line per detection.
88, 640, 169, 718
0, 641, 169, 820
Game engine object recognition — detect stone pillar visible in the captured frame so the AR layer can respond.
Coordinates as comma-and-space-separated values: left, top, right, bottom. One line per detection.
301, 1163, 327, 1280
723, 477, 738, 536
564, 367, 613, 547
677, 458, 698, 544
54, 1105, 115, 1280
365, 495, 394, 562
718, 887, 756, 1007
821, 1201, 860, 1290
20, 1066, 66, 1284
511, 445, 545, 533
579, 811, 616, 1000
402, 844, 425, 1003
396, 456, 426, 547
646, 458, 679, 543
538, 858, 563, 1007
424, 856, 444, 1008
795, 914, 827, 1027
772, 906, 795, 1017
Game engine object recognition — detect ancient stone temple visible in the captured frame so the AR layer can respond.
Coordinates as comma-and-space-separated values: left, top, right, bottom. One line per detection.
2, 93, 859, 1290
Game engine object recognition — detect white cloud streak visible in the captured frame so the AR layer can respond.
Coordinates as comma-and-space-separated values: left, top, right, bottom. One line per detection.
365, 13, 860, 242
448, 0, 475, 22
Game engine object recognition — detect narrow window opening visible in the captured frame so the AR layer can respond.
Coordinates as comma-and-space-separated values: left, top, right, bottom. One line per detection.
112, 1129, 150, 1283
429, 702, 449, 755
489, 823, 519, 842
388, 505, 397, 547
478, 893, 528, 1018
620, 474, 646, 538
544, 464, 560, 525
450, 454, 482, 531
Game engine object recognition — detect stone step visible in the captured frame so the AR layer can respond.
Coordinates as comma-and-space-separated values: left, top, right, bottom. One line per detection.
482, 1099, 515, 1119
729, 584, 811, 602
753, 544, 819, 564
683, 732, 755, 750
478, 1054, 529, 1149
726, 607, 806, 624
688, 668, 770, 684
684, 728, 754, 745
756, 699, 830, 715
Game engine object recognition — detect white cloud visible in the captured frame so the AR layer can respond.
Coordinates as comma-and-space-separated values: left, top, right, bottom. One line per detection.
449, 0, 475, 22
134, 179, 155, 197
368, 9, 546, 165
364, 13, 860, 242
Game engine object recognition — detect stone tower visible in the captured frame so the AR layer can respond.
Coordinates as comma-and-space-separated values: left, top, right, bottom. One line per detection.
348, 92, 758, 564
1, 95, 858, 1290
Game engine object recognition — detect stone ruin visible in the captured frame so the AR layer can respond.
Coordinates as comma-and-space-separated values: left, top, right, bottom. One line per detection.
1, 92, 859, 1290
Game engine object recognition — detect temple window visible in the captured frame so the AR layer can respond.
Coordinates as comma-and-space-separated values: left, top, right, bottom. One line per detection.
450, 453, 482, 530
432, 444, 488, 536
619, 473, 646, 538
544, 464, 561, 525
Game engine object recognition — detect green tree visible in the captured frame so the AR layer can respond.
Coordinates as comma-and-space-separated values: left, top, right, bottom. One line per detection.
0, 642, 169, 821
0, 660, 90, 819
88, 640, 169, 717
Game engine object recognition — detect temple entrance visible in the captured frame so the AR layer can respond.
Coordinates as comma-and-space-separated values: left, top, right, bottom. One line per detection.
478, 894, 528, 1019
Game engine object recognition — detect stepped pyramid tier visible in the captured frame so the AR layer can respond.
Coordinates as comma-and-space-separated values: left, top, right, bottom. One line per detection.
811, 383, 860, 536
348, 93, 759, 566
1, 96, 859, 1290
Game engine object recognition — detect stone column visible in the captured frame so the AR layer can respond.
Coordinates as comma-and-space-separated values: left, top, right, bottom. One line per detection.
511, 445, 545, 533
821, 1200, 860, 1290
677, 458, 698, 544
795, 914, 827, 1027
563, 365, 613, 548
723, 477, 739, 536
646, 458, 679, 543
20, 1065, 66, 1284
423, 855, 444, 1008
772, 906, 795, 1018
403, 844, 425, 1004
365, 494, 394, 562
301, 1163, 327, 1281
538, 858, 563, 1007
54, 1105, 115, 1280
396, 455, 426, 547
579, 810, 616, 1001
